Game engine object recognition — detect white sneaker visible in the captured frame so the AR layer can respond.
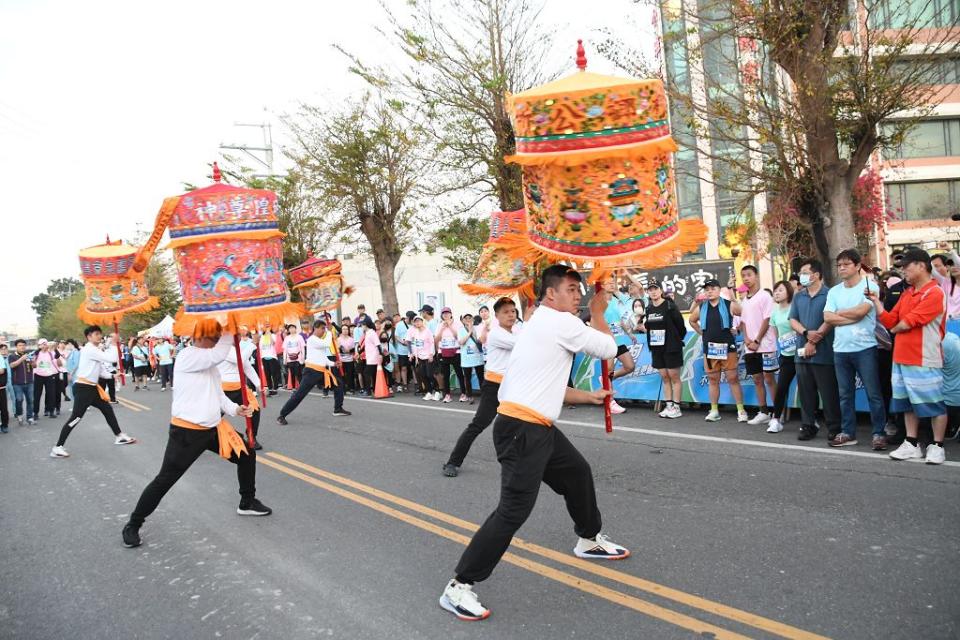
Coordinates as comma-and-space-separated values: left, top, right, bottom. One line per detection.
114, 433, 137, 445
705, 410, 721, 422
439, 580, 490, 621
573, 532, 630, 560
666, 405, 682, 419
609, 400, 626, 415
889, 440, 922, 461
925, 444, 946, 465
49, 446, 69, 458
433, 391, 443, 402
737, 410, 749, 423
747, 411, 771, 425
658, 405, 670, 418
423, 393, 432, 401
766, 418, 783, 433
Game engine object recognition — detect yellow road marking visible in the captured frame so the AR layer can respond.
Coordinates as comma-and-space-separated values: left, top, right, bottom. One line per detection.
266, 451, 830, 640
117, 396, 150, 411
115, 398, 142, 412
258, 456, 753, 640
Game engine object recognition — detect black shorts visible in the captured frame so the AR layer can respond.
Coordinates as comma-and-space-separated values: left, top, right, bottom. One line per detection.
616, 344, 630, 357
134, 365, 150, 377
397, 355, 411, 368
651, 350, 683, 370
743, 352, 775, 376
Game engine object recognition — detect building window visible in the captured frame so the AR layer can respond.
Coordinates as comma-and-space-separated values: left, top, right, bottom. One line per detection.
890, 58, 960, 85
883, 119, 960, 158
868, 0, 960, 29
886, 180, 960, 220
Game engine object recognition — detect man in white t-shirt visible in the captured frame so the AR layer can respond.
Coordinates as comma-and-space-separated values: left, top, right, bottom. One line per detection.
739, 265, 778, 425
277, 320, 350, 424
438, 265, 630, 622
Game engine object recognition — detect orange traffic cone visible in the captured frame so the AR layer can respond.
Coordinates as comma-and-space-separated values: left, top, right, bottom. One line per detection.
374, 365, 391, 399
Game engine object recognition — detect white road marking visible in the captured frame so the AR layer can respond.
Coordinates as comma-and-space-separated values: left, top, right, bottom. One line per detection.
325, 393, 960, 469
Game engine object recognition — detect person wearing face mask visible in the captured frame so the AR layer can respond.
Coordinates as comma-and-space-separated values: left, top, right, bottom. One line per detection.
789, 259, 841, 442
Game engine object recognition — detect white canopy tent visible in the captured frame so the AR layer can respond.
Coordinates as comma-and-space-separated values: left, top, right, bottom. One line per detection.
140, 315, 174, 339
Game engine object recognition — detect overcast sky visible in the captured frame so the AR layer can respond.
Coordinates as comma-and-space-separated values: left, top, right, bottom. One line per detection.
0, 0, 655, 334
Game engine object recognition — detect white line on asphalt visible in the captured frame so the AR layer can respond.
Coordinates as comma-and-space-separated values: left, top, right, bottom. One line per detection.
317, 393, 960, 469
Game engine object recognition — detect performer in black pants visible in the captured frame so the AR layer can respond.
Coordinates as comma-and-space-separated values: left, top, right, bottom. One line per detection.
0, 343, 9, 433
218, 335, 263, 449
443, 297, 522, 477
439, 265, 629, 622
50, 326, 136, 459
122, 321, 270, 549
277, 320, 350, 424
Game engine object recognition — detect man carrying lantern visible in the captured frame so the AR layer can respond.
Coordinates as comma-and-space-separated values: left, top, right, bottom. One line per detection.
122, 320, 270, 548
50, 325, 137, 459
276, 319, 350, 425
439, 265, 630, 622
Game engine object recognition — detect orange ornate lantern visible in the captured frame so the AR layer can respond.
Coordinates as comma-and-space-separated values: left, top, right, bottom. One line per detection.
496, 41, 707, 276
459, 209, 536, 300
289, 254, 354, 315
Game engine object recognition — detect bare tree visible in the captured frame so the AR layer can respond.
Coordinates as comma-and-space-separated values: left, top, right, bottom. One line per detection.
601, 0, 958, 279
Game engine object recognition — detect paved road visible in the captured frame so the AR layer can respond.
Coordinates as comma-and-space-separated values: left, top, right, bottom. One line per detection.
1, 386, 957, 639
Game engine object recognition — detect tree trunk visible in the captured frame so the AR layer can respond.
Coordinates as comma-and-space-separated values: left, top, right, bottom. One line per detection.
371, 248, 401, 316
822, 179, 855, 284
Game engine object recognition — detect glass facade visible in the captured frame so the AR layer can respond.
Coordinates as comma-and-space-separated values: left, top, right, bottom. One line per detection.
886, 180, 960, 220
890, 57, 960, 85
868, 0, 960, 29
883, 119, 960, 158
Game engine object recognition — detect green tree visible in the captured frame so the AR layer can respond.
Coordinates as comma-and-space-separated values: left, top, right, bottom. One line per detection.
601, 0, 958, 279
38, 290, 86, 340
428, 216, 490, 276
31, 277, 82, 326
286, 92, 429, 315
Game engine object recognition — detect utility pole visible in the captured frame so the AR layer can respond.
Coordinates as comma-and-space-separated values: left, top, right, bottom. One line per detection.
219, 121, 282, 179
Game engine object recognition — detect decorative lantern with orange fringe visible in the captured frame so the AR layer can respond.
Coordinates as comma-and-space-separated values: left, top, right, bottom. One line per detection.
459, 209, 536, 301
289, 254, 354, 315
496, 41, 707, 277
142, 163, 305, 445
76, 237, 162, 385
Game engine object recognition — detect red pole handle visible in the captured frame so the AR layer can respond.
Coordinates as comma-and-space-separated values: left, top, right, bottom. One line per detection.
255, 339, 267, 408
594, 283, 613, 433
113, 321, 126, 386
233, 334, 255, 447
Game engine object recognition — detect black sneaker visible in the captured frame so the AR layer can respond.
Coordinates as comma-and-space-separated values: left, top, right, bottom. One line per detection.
122, 524, 142, 548
797, 426, 818, 441
443, 463, 459, 477
237, 498, 272, 516
276, 415, 288, 426
253, 441, 263, 451
268, 390, 278, 396
332, 409, 352, 417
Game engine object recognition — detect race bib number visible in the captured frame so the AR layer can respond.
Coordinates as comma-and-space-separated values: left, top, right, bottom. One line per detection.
762, 352, 779, 371
707, 342, 729, 360
38, 360, 50, 370
649, 330, 666, 347
440, 337, 457, 349
609, 323, 623, 336
778, 332, 798, 352
413, 338, 424, 349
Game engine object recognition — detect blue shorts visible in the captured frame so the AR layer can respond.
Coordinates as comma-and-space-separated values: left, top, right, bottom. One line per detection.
890, 363, 946, 418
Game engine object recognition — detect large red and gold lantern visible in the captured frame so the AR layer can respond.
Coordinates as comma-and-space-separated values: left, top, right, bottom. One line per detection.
77, 239, 159, 324
496, 41, 707, 274
459, 209, 536, 300
289, 254, 353, 315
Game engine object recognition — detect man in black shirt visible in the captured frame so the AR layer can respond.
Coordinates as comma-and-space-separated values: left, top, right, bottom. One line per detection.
8, 339, 36, 425
0, 343, 9, 432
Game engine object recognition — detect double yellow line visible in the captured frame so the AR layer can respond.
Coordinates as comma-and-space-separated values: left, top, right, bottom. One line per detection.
260, 451, 829, 640
116, 396, 150, 412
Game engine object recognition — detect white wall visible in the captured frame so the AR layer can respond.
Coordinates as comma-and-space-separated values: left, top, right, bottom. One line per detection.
338, 251, 494, 318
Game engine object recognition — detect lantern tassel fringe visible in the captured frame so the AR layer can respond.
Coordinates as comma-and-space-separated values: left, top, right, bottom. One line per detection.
173, 301, 307, 337
76, 296, 160, 325
458, 279, 536, 302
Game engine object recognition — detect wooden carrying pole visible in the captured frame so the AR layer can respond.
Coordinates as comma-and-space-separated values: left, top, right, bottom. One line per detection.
594, 283, 613, 433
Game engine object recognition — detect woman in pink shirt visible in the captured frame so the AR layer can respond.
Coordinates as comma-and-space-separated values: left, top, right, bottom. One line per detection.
33, 339, 62, 418
282, 324, 306, 389
361, 318, 382, 395
408, 316, 439, 400
434, 308, 466, 403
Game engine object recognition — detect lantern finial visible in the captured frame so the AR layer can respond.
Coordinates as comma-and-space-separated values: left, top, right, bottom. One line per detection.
576, 39, 587, 71
212, 162, 222, 183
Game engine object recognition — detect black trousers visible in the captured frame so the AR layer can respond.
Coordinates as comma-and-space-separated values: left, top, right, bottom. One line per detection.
878, 347, 894, 417
0, 388, 8, 427
263, 358, 282, 390
280, 367, 344, 417
446, 380, 499, 467
56, 383, 122, 446
224, 388, 261, 438
417, 359, 437, 393
159, 363, 174, 388
795, 361, 841, 434
364, 363, 378, 394
341, 361, 357, 392
286, 361, 303, 387
128, 424, 256, 527
772, 356, 797, 418
103, 377, 117, 402
455, 415, 602, 584
33, 375, 57, 415
439, 354, 465, 395
60, 373, 71, 400
461, 365, 484, 397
